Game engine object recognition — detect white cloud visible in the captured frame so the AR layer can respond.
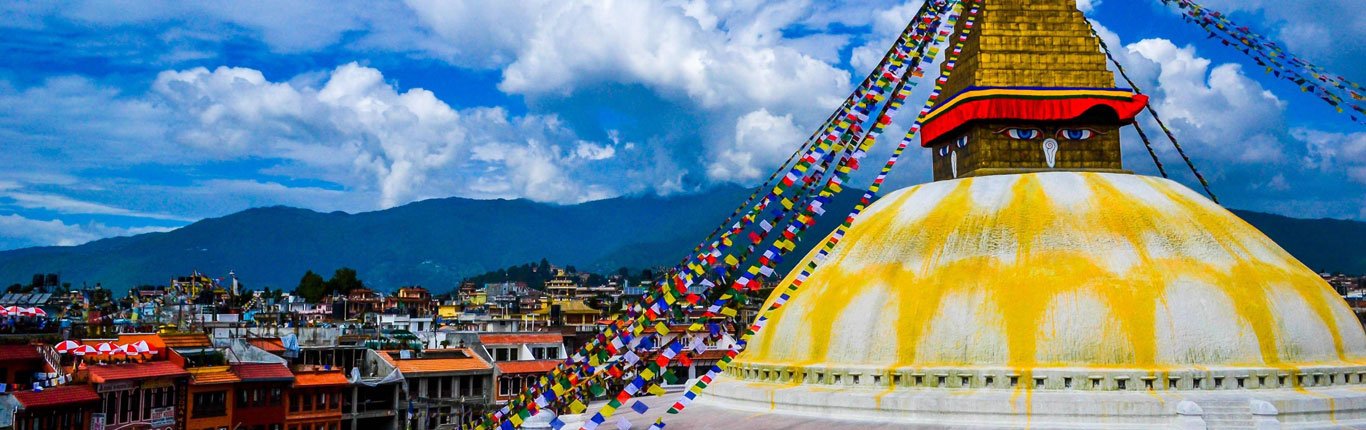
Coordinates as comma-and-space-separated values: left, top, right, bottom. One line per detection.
150, 63, 621, 207
0, 214, 173, 248
1, 191, 195, 222
708, 109, 805, 182
1296, 128, 1366, 185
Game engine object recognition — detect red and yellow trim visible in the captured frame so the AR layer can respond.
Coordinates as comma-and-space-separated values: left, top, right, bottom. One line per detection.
919, 87, 1148, 146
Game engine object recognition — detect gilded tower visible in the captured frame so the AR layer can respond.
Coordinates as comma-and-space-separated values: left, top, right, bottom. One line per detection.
919, 0, 1147, 181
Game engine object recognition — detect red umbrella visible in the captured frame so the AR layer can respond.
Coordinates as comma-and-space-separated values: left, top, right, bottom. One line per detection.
72, 345, 97, 356
3, 306, 18, 314
30, 308, 47, 317
119, 344, 139, 356
96, 342, 115, 355
133, 340, 154, 355
54, 340, 80, 354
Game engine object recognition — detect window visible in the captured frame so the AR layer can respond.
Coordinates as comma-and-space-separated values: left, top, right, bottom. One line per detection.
193, 391, 228, 418
472, 376, 484, 396
531, 347, 558, 359
270, 388, 283, 405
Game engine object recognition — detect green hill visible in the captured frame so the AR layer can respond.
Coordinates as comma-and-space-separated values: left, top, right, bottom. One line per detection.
0, 186, 1361, 294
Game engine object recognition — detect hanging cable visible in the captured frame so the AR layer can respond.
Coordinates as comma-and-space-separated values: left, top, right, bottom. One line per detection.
1087, 23, 1219, 203
1131, 120, 1169, 178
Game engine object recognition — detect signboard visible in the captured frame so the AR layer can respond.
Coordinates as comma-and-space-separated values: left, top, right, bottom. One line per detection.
90, 413, 104, 430
141, 379, 173, 390
97, 380, 136, 393
149, 406, 175, 429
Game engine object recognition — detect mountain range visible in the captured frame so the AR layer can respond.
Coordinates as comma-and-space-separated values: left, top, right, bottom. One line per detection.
0, 185, 1361, 294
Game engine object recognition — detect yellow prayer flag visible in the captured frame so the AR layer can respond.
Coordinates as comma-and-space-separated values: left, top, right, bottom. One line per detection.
570, 399, 587, 413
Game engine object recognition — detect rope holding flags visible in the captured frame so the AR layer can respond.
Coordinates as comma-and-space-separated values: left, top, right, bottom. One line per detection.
471, 2, 954, 429
1158, 0, 1365, 124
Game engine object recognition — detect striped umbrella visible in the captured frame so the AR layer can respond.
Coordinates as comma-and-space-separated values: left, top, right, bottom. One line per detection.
96, 342, 116, 355
72, 345, 97, 356
30, 308, 47, 317
133, 340, 154, 355
3, 306, 18, 314
119, 344, 139, 357
54, 340, 80, 354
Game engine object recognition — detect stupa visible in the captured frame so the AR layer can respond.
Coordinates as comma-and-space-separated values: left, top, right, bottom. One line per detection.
684, 0, 1366, 428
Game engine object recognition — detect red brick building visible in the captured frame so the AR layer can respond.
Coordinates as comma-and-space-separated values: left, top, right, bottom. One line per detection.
232, 363, 294, 430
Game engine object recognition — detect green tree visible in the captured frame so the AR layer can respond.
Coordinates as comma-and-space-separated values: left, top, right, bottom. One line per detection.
326, 267, 364, 295
295, 270, 327, 303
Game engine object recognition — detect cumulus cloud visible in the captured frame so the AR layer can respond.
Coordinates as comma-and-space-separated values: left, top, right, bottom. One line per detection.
150, 63, 622, 207
708, 109, 805, 182
406, 0, 854, 187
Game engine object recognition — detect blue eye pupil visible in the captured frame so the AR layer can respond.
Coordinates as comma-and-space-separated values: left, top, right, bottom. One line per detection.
1068, 130, 1084, 139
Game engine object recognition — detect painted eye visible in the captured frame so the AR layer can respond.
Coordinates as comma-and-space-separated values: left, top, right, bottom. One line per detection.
938, 146, 948, 157
997, 128, 1042, 140
955, 135, 969, 148
1057, 128, 1098, 140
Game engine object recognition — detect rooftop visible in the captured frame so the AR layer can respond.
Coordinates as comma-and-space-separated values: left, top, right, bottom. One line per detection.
87, 361, 189, 383
232, 363, 295, 382
0, 344, 41, 362
189, 366, 241, 385
292, 370, 349, 388
381, 348, 492, 375
479, 333, 563, 345
13, 385, 100, 409
247, 337, 285, 353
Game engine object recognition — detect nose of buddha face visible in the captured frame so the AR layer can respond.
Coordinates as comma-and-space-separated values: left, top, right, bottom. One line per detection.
1043, 138, 1059, 168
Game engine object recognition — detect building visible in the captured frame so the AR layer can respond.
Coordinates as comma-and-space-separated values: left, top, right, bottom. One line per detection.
0, 345, 48, 390
231, 362, 295, 430
383, 348, 494, 430
385, 286, 435, 316
4, 385, 100, 429
86, 361, 188, 430
455, 332, 566, 404
544, 270, 579, 299
185, 364, 239, 429
286, 368, 347, 430
343, 289, 384, 320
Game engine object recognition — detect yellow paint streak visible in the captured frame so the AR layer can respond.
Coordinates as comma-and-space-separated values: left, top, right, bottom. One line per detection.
736, 172, 1364, 379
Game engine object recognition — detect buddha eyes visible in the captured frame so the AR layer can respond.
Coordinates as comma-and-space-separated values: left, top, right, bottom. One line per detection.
1057, 128, 1099, 140
997, 127, 1043, 140
996, 127, 1101, 141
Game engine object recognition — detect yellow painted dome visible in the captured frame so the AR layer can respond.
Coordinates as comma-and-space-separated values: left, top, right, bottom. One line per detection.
740, 172, 1366, 372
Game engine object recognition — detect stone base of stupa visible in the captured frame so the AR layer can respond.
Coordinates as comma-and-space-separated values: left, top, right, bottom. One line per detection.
556, 375, 1366, 429
659, 374, 1366, 429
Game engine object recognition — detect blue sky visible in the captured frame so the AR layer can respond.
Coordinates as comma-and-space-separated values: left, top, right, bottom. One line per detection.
0, 0, 1362, 250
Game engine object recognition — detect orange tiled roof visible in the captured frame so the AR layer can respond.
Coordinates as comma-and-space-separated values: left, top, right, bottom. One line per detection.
495, 360, 559, 375
190, 367, 241, 385
88, 361, 189, 383
380, 349, 492, 375
479, 333, 563, 345
0, 345, 41, 362
292, 371, 349, 387
232, 363, 294, 382
247, 338, 285, 353
160, 333, 212, 348
13, 385, 100, 408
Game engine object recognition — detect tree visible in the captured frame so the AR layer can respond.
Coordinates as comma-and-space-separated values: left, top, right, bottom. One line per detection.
295, 270, 327, 303
326, 267, 364, 295
5, 284, 20, 294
